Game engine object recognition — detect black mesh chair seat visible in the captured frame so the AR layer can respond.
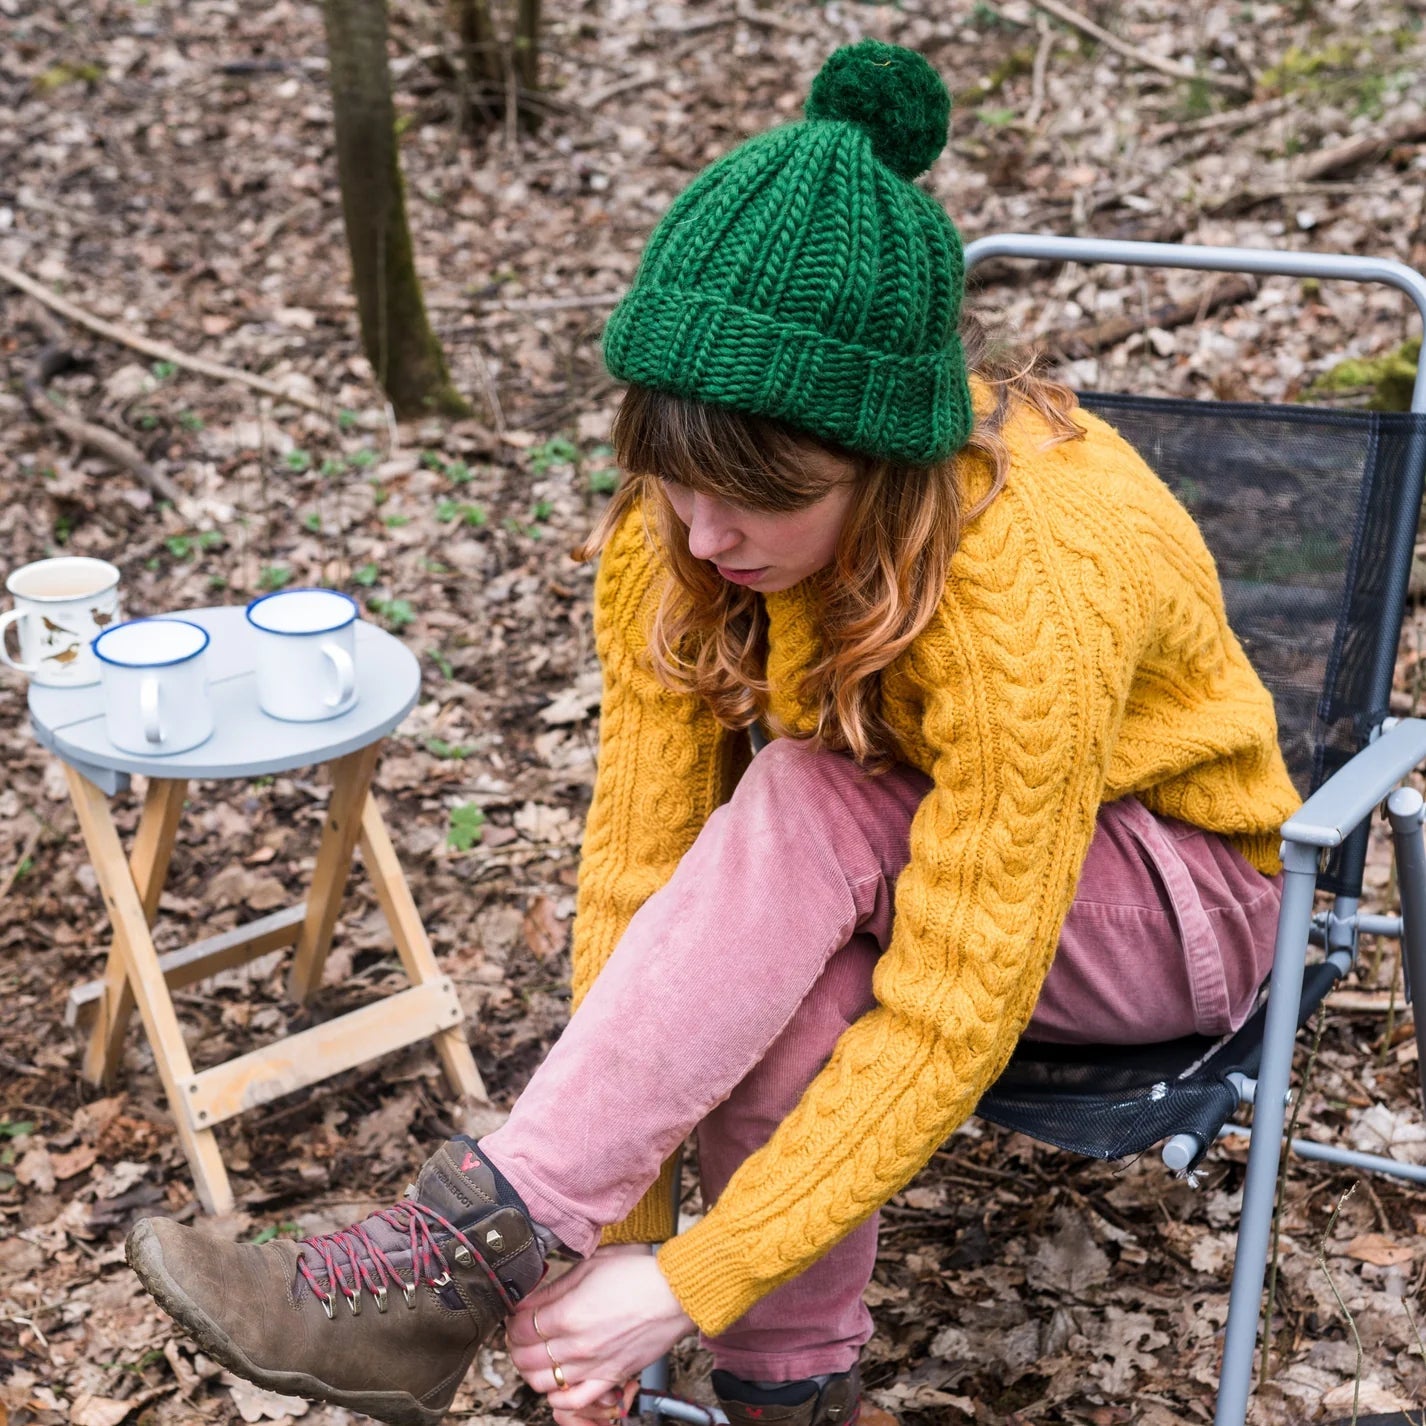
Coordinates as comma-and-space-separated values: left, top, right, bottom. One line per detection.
977, 959, 1344, 1164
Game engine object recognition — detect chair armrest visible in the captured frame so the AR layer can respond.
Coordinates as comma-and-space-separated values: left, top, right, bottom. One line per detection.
1282, 719, 1426, 848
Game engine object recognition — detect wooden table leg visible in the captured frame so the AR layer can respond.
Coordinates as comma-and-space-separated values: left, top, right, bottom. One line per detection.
288, 742, 382, 1004
83, 777, 187, 1086
66, 765, 233, 1214
359, 793, 489, 1104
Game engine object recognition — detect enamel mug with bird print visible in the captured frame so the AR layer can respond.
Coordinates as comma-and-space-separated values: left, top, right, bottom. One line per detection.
0, 557, 122, 687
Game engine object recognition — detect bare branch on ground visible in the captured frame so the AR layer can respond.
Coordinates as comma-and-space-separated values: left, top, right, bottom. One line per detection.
0, 259, 330, 415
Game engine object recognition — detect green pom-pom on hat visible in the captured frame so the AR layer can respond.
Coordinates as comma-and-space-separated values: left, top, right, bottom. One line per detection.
804, 38, 951, 180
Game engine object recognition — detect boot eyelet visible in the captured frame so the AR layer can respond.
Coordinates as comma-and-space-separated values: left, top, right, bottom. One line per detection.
374, 1287, 389, 1313
401, 1280, 417, 1308
430, 1271, 452, 1289
453, 1244, 473, 1266
345, 1290, 361, 1316
319, 1290, 336, 1321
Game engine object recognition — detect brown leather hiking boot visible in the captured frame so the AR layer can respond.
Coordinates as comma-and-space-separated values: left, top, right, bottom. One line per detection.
712, 1366, 898, 1426
126, 1138, 544, 1426
711, 1365, 893, 1426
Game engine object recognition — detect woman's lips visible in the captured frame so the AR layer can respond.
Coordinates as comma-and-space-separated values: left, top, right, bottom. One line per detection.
716, 565, 769, 586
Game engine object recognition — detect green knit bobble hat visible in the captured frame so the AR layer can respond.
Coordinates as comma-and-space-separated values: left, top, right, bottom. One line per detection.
602, 39, 972, 466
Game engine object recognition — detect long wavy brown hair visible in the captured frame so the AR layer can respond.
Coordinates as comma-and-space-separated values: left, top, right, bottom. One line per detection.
575, 314, 1085, 766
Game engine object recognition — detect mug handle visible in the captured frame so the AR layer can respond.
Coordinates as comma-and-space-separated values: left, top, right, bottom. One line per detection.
141, 676, 166, 745
0, 608, 38, 673
323, 643, 355, 709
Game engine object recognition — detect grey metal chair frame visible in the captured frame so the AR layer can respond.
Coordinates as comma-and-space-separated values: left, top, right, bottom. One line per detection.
635, 237, 1426, 1426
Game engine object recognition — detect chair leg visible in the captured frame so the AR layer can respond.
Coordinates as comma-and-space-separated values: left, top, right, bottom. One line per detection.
1386, 786, 1426, 1112
1213, 845, 1319, 1426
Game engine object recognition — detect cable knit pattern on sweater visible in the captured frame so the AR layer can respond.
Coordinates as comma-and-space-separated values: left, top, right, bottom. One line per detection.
570, 400, 1301, 1333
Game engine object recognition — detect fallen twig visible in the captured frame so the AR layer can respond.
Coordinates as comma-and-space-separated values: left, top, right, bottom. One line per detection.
1029, 0, 1250, 94
22, 304, 190, 508
0, 821, 42, 903
0, 259, 329, 414
1049, 274, 1256, 360
1261, 1010, 1327, 1389
1026, 17, 1055, 128
1145, 94, 1293, 142
479, 293, 625, 314
1292, 114, 1426, 183
1318, 1184, 1364, 1426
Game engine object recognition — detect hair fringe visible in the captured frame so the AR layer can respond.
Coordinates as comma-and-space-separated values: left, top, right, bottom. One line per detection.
574, 312, 1085, 767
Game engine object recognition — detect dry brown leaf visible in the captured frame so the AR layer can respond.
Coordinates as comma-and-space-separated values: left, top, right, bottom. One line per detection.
522, 894, 562, 962
49, 1144, 98, 1181
68, 1395, 132, 1426
1344, 1232, 1415, 1266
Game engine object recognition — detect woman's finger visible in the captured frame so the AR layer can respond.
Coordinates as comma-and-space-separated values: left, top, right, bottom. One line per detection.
548, 1374, 634, 1414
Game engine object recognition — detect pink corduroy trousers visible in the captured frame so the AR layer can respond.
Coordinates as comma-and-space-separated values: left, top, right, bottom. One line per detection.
482, 739, 1283, 1380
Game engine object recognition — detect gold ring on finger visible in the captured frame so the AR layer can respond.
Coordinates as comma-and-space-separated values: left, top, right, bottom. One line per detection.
531, 1309, 547, 1341
544, 1340, 568, 1390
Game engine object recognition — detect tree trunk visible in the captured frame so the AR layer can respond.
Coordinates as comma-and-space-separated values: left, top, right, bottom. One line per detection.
514, 0, 540, 96
448, 0, 505, 128
322, 0, 469, 419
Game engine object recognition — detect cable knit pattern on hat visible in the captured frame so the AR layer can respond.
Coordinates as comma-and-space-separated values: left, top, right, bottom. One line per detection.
570, 399, 1301, 1332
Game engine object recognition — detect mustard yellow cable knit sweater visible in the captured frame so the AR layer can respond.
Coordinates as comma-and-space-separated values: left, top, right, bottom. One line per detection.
570, 397, 1301, 1336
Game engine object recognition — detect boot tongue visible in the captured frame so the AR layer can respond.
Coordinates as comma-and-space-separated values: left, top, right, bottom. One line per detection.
295, 1139, 503, 1295
411, 1138, 504, 1227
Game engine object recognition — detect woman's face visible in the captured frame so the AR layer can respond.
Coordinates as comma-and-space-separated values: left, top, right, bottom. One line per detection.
660, 447, 859, 594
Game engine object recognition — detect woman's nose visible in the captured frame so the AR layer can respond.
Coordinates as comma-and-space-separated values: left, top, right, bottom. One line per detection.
685, 496, 740, 561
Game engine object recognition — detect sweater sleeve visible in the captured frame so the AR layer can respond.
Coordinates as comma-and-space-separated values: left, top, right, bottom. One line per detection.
655, 495, 1151, 1333
572, 505, 749, 1243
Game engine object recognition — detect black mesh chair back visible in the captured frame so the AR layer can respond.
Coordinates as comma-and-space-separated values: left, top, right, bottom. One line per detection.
1078, 395, 1426, 896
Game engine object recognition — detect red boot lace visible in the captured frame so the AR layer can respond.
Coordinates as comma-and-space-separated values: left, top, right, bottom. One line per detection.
297, 1201, 517, 1319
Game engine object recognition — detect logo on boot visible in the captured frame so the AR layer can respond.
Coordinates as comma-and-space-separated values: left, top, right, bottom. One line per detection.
460, 1151, 481, 1173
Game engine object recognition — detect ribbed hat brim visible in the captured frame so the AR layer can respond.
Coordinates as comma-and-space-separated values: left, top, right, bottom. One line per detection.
603, 285, 973, 466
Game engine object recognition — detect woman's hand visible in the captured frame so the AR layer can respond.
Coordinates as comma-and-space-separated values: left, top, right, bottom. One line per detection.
506, 1244, 695, 1423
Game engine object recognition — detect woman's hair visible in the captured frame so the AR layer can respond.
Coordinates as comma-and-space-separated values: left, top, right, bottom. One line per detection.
575, 313, 1085, 766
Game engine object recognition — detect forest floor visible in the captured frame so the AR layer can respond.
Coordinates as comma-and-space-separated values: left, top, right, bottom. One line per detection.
4, 0, 1426, 1422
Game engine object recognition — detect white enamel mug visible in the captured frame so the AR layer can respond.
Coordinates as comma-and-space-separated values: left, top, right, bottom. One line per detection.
245, 588, 359, 722
0, 556, 122, 687
95, 618, 214, 756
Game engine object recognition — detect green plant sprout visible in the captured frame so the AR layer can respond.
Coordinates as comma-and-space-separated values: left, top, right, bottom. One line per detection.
435, 498, 487, 527
259, 564, 293, 591
426, 737, 472, 760
352, 563, 381, 587
249, 1222, 302, 1245
528, 435, 579, 475
447, 803, 487, 851
368, 596, 415, 629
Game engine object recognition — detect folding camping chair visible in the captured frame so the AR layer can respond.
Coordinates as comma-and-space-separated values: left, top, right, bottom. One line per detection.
633, 237, 1426, 1426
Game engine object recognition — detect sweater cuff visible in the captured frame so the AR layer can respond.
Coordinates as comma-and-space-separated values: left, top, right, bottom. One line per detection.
655, 1213, 765, 1337
599, 1156, 679, 1246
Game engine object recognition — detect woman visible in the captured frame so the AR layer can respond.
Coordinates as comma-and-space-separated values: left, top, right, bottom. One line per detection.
125, 39, 1300, 1426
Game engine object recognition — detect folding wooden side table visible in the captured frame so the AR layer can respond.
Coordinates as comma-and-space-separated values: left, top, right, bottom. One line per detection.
28, 605, 486, 1215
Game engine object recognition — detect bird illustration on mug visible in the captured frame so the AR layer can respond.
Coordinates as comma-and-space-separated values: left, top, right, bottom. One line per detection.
42, 616, 77, 641
45, 645, 80, 664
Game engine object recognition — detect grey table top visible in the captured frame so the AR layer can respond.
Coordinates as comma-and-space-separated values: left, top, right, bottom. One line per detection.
28, 605, 421, 783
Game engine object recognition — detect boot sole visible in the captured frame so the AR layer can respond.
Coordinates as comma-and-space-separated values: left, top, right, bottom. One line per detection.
125, 1220, 451, 1426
